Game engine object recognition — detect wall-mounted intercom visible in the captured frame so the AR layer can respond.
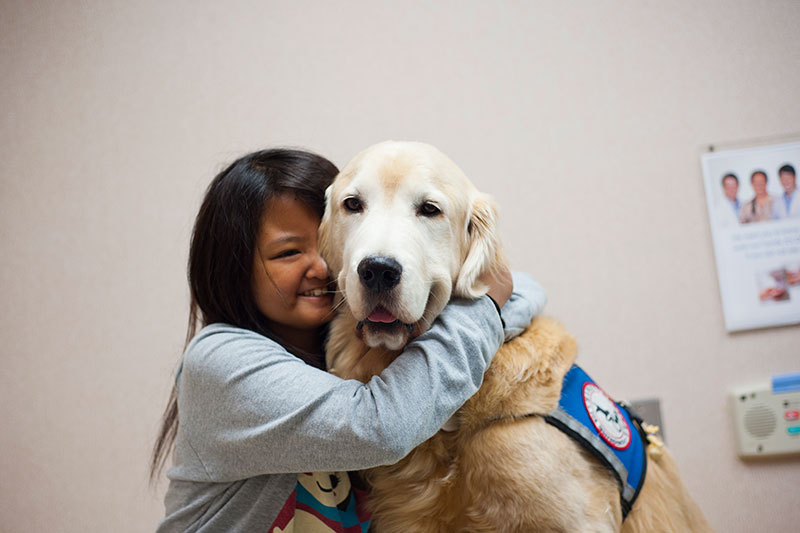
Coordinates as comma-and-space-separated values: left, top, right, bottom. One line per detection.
730, 372, 800, 458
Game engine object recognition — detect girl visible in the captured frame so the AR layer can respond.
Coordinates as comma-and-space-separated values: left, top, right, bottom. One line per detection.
152, 148, 546, 532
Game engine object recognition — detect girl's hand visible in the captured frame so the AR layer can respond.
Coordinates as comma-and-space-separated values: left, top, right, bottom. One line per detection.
481, 264, 513, 308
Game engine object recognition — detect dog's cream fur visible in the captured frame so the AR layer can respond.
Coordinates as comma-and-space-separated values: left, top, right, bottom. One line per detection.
319, 141, 714, 532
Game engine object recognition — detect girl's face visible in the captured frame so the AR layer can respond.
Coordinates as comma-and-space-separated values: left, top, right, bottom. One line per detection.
252, 194, 334, 349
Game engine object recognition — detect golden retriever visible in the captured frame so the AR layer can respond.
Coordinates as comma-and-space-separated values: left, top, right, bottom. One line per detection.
319, 141, 714, 532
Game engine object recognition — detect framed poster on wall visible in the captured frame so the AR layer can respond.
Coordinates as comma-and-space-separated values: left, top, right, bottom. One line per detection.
701, 140, 800, 331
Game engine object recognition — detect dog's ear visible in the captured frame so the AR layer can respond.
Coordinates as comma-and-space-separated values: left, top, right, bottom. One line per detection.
454, 192, 503, 298
318, 184, 340, 277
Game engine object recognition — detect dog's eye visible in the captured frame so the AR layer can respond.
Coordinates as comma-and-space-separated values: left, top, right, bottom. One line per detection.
343, 196, 363, 213
418, 201, 441, 217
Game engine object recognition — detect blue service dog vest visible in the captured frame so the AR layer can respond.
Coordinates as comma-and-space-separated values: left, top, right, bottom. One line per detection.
544, 365, 648, 519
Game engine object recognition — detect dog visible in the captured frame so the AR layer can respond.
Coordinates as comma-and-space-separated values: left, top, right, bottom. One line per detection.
319, 141, 714, 532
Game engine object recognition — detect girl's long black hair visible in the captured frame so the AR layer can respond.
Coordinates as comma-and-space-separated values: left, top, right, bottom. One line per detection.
150, 148, 338, 481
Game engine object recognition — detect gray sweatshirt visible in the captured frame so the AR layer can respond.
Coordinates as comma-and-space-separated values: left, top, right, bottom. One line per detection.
157, 273, 546, 532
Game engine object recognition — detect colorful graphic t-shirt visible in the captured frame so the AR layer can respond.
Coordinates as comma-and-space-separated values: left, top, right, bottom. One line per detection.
270, 472, 371, 533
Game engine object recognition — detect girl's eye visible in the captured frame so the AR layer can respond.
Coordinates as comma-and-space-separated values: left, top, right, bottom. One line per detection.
418, 201, 441, 217
343, 196, 363, 213
274, 249, 300, 259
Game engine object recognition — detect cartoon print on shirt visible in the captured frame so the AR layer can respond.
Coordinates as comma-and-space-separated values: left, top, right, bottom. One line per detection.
270, 471, 371, 533
298, 472, 349, 508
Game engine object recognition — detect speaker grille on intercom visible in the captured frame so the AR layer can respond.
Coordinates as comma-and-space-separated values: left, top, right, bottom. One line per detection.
743, 404, 776, 438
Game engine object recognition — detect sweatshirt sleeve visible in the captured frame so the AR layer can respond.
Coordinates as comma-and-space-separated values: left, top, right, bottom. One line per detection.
171, 295, 505, 483
501, 271, 547, 342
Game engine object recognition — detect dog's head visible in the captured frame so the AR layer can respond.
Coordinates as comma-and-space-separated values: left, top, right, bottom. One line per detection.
320, 141, 503, 351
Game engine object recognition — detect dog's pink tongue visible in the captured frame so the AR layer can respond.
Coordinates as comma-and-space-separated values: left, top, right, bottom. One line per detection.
368, 306, 397, 323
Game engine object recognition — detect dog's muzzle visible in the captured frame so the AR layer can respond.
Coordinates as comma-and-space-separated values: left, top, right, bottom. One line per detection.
357, 255, 402, 293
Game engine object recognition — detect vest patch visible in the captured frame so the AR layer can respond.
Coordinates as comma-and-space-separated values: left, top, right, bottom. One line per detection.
545, 365, 648, 519
583, 382, 632, 450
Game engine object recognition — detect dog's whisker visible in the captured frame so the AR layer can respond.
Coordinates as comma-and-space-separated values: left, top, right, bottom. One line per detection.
320, 293, 350, 322
328, 296, 350, 314
418, 315, 433, 330
426, 292, 445, 307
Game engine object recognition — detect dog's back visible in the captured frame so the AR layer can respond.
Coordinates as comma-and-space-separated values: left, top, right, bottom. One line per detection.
363, 318, 714, 532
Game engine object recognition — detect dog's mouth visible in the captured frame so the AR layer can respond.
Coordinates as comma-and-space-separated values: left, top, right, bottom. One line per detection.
357, 306, 415, 336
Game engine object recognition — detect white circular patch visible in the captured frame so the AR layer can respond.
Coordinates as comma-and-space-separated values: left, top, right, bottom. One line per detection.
582, 383, 631, 450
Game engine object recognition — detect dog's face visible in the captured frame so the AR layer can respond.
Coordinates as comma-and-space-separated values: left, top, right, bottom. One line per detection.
320, 141, 501, 351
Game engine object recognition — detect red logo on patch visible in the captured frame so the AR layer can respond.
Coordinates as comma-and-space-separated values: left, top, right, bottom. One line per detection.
582, 382, 631, 450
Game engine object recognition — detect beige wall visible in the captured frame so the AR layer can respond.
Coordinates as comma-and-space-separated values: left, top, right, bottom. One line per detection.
2, 1, 798, 531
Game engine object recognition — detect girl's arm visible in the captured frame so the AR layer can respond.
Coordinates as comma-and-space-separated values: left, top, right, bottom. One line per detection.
169, 274, 544, 482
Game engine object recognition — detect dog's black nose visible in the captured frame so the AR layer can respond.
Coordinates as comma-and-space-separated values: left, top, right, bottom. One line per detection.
358, 256, 402, 292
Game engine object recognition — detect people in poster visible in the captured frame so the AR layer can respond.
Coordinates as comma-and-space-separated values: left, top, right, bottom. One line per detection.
772, 164, 799, 219
739, 170, 774, 224
702, 141, 800, 331
717, 173, 741, 226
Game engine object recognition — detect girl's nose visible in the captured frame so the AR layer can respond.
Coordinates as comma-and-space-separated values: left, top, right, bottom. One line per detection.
307, 251, 329, 279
